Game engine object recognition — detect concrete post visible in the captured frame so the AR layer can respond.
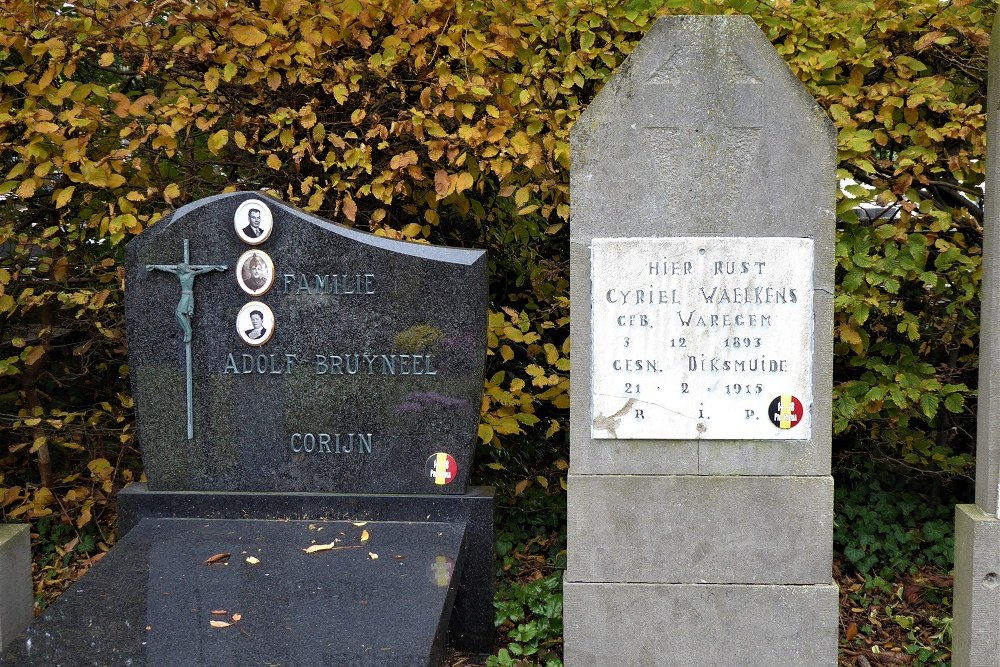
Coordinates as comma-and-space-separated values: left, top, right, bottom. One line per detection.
0, 524, 33, 651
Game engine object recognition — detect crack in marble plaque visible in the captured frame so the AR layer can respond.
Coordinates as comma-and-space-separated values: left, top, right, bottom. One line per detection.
592, 398, 636, 439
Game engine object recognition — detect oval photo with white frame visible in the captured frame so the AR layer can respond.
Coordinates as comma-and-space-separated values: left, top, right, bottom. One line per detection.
236, 249, 275, 296
237, 301, 275, 346
234, 199, 273, 245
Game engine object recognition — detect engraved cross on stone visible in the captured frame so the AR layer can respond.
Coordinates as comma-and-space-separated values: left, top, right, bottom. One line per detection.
643, 43, 765, 224
146, 239, 226, 440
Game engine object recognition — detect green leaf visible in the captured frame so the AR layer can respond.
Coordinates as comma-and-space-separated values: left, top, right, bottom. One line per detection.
207, 129, 229, 154
842, 269, 864, 292
944, 393, 964, 413
919, 393, 938, 420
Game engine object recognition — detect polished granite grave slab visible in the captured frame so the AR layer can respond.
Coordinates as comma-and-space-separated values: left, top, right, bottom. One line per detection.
117, 483, 494, 654
2, 518, 465, 666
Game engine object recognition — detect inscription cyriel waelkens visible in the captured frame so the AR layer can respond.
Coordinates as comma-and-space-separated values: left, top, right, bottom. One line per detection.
591, 237, 814, 440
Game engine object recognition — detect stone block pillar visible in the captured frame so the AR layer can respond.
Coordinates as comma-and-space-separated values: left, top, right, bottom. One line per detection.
952, 14, 1000, 667
564, 16, 838, 665
0, 524, 33, 651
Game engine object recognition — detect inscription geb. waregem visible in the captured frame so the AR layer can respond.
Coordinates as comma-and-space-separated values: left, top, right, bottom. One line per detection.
591, 237, 814, 440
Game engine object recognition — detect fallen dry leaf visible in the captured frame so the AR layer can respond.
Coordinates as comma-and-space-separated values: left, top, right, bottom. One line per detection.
845, 621, 858, 641
866, 651, 911, 665
303, 543, 361, 554
211, 610, 228, 616
204, 553, 231, 565
82, 552, 106, 567
368, 552, 378, 560
210, 620, 232, 628
246, 556, 260, 565
231, 613, 242, 622
59, 536, 80, 556
925, 573, 953, 588
352, 521, 368, 526
360, 530, 370, 543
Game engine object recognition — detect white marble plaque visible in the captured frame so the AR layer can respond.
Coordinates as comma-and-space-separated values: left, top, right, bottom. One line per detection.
591, 237, 814, 440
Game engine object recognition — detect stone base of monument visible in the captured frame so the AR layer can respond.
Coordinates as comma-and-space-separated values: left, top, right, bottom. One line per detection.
563, 580, 839, 665
568, 475, 833, 583
3, 486, 493, 665
953, 504, 1000, 666
0, 524, 33, 652
564, 473, 838, 665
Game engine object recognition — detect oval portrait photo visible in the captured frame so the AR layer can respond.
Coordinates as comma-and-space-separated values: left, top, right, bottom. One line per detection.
236, 301, 275, 346
234, 199, 273, 245
236, 249, 275, 296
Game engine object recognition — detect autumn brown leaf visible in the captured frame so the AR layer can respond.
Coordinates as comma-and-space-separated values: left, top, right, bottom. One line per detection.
303, 542, 360, 554
903, 582, 922, 604
204, 553, 231, 565
231, 25, 267, 47
303, 541, 337, 553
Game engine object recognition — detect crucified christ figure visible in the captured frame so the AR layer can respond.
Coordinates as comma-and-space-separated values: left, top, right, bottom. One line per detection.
146, 242, 227, 342
145, 239, 227, 440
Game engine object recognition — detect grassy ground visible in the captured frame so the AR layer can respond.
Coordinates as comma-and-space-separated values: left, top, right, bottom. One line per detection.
837, 562, 953, 666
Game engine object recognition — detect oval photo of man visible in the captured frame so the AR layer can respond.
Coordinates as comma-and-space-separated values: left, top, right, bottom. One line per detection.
237, 301, 275, 346
234, 199, 273, 245
236, 249, 275, 296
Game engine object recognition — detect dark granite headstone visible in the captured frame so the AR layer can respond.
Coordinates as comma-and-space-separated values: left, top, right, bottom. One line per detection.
7, 192, 494, 665
124, 192, 487, 494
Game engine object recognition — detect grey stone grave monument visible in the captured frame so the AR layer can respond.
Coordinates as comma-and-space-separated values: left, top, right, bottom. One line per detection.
0, 524, 32, 652
953, 11, 1000, 666
3, 192, 494, 665
563, 16, 839, 665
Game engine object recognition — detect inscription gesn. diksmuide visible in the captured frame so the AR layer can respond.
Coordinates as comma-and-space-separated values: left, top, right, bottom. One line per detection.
591, 237, 814, 440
